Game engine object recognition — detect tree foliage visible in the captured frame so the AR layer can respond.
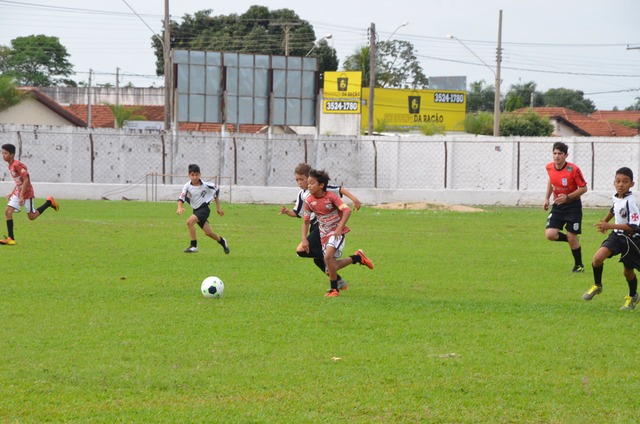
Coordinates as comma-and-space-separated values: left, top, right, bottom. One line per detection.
500, 110, 554, 136
543, 88, 596, 113
0, 75, 24, 111
104, 103, 146, 128
464, 111, 494, 135
466, 80, 495, 113
375, 40, 428, 89
504, 81, 543, 112
4, 35, 75, 87
152, 7, 338, 74
343, 41, 428, 89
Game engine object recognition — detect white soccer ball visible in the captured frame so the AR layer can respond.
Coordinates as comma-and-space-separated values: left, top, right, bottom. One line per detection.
201, 276, 224, 299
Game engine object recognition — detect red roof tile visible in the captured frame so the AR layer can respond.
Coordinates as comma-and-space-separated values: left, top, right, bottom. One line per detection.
513, 107, 638, 137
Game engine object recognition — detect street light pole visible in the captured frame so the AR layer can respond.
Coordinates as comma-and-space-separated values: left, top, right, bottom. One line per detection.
447, 9, 503, 137
305, 33, 332, 57
494, 10, 503, 137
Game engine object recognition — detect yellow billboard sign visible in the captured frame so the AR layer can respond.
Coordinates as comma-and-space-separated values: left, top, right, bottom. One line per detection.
323, 71, 362, 114
361, 88, 466, 131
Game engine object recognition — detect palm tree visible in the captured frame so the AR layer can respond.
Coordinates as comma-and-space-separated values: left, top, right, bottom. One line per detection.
104, 103, 146, 128
343, 46, 371, 87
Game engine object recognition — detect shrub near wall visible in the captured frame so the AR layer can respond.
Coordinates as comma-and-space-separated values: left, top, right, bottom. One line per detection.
500, 110, 554, 136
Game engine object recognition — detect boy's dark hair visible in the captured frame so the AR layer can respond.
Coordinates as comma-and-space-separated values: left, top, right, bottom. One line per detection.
552, 142, 568, 154
294, 163, 312, 176
309, 168, 330, 189
616, 167, 634, 181
1, 143, 16, 155
188, 164, 201, 174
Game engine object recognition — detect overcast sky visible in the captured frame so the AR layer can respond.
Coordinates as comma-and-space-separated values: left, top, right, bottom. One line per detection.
1, 0, 639, 110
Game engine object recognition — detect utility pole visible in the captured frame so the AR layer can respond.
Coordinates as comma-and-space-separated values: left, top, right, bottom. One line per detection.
494, 10, 503, 137
87, 69, 92, 128
368, 22, 376, 136
163, 0, 171, 130
270, 22, 301, 56
115, 67, 120, 128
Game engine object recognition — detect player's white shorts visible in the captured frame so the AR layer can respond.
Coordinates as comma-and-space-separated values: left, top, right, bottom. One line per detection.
323, 234, 345, 258
7, 194, 35, 214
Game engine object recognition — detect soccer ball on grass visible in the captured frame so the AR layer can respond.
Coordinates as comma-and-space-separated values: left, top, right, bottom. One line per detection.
201, 276, 224, 299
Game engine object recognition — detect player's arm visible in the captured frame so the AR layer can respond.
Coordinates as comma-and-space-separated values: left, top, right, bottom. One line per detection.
177, 185, 188, 214
567, 185, 588, 202
333, 203, 351, 236
543, 180, 553, 210
300, 217, 311, 253
279, 205, 299, 217
339, 187, 361, 211
214, 195, 224, 217
594, 211, 615, 233
19, 171, 31, 204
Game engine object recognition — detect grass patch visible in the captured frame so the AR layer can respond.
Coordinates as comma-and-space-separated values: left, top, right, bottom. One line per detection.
0, 201, 637, 423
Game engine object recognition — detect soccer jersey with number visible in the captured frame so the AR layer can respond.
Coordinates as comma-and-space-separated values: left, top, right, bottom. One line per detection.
8, 159, 34, 199
546, 161, 586, 211
304, 191, 350, 245
178, 179, 219, 209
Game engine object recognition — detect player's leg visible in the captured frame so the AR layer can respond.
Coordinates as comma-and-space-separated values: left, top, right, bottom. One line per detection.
584, 245, 612, 300
201, 221, 230, 254
621, 267, 639, 310
300, 223, 346, 287
324, 244, 340, 297
566, 215, 584, 272
1, 198, 18, 245
184, 214, 199, 252
28, 196, 59, 220
544, 212, 567, 242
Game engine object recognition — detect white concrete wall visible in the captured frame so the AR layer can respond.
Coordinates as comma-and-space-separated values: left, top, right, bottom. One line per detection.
1, 124, 639, 207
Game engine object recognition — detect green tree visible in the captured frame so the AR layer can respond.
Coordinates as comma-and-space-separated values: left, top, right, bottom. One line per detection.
466, 80, 495, 113
504, 81, 543, 111
343, 46, 371, 86
343, 41, 428, 89
625, 97, 640, 111
104, 103, 146, 128
152, 7, 337, 74
0, 75, 24, 111
308, 39, 338, 73
5, 35, 75, 86
0, 45, 11, 74
500, 110, 554, 136
543, 88, 596, 113
375, 40, 428, 89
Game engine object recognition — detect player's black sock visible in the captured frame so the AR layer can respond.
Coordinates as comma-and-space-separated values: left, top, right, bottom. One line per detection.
556, 232, 568, 242
571, 246, 583, 266
627, 276, 638, 297
350, 254, 361, 264
593, 264, 603, 286
191, 240, 197, 248
330, 279, 338, 290
36, 200, 51, 214
7, 219, 14, 239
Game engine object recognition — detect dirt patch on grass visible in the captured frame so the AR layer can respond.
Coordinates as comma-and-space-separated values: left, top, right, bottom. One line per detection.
373, 202, 484, 212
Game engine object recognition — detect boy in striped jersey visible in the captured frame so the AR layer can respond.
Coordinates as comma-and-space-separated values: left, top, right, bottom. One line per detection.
583, 167, 640, 310
300, 168, 373, 297
280, 163, 371, 292
177, 164, 229, 254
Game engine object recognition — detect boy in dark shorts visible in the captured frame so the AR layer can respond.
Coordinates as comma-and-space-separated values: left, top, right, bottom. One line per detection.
543, 142, 588, 272
279, 163, 370, 291
583, 167, 640, 310
176, 164, 229, 254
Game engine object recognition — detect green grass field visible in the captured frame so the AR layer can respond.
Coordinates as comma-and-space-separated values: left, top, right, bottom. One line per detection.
1, 200, 639, 423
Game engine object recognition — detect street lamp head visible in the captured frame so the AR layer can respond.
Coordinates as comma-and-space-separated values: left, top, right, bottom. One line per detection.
446, 34, 454, 39
323, 33, 333, 40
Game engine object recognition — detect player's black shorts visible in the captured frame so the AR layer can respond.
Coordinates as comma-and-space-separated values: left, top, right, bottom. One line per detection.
297, 222, 323, 259
546, 207, 582, 234
601, 232, 640, 271
193, 203, 211, 229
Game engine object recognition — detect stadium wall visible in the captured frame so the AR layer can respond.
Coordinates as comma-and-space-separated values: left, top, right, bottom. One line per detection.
0, 125, 638, 207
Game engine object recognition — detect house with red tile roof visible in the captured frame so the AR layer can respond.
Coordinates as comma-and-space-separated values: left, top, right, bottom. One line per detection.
513, 107, 638, 137
0, 87, 86, 127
